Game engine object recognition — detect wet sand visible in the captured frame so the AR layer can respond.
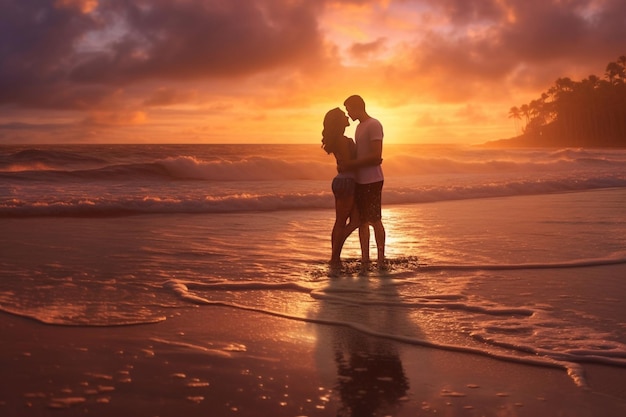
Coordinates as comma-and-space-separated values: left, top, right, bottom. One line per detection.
2, 305, 625, 417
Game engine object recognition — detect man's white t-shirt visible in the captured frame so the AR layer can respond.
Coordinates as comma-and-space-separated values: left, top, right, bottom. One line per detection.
355, 117, 384, 184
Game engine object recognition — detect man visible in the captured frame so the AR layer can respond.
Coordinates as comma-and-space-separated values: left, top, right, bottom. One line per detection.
341, 95, 386, 271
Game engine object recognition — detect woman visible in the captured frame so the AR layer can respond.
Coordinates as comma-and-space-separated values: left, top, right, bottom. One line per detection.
321, 107, 359, 267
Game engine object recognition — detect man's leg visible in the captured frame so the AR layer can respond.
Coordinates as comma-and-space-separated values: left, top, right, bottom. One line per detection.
368, 180, 385, 269
354, 183, 370, 268
359, 222, 370, 265
372, 220, 386, 269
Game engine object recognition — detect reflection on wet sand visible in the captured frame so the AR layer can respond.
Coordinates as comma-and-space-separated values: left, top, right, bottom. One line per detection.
333, 327, 409, 416
313, 274, 423, 416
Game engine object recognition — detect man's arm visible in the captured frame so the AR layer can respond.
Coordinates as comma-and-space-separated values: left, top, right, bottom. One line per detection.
338, 139, 382, 172
357, 139, 382, 167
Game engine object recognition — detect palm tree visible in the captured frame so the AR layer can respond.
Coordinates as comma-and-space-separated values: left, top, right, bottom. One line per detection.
617, 56, 626, 84
508, 56, 626, 147
605, 62, 625, 85
519, 104, 530, 131
508, 106, 522, 134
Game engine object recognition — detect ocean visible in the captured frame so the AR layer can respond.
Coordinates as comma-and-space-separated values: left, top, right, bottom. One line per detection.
1, 143, 625, 392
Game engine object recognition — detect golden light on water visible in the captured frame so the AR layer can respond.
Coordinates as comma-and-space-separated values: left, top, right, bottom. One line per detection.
382, 207, 427, 260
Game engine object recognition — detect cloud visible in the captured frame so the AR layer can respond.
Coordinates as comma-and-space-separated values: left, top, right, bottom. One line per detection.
54, 0, 99, 14
349, 37, 388, 60
416, 0, 626, 78
1, 0, 327, 109
0, 0, 99, 105
71, 1, 326, 83
424, 0, 505, 24
3, 0, 624, 109
372, 0, 625, 106
83, 110, 148, 126
1, 0, 625, 144
143, 88, 199, 107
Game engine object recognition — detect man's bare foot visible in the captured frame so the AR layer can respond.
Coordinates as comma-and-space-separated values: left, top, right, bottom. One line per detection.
377, 259, 388, 271
359, 260, 371, 276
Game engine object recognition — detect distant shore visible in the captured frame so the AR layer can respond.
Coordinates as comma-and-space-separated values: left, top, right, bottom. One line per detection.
482, 134, 626, 148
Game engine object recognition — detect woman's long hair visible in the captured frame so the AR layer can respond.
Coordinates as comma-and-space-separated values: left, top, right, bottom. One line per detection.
321, 107, 347, 154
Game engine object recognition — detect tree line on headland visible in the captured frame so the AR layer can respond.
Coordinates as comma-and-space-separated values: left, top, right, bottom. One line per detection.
488, 55, 626, 148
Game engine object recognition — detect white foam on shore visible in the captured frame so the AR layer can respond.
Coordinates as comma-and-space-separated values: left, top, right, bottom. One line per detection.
2, 252, 624, 388
159, 252, 626, 390
414, 255, 626, 271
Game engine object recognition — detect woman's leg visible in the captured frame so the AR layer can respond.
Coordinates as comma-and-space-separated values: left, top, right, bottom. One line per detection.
331, 195, 354, 264
343, 197, 360, 241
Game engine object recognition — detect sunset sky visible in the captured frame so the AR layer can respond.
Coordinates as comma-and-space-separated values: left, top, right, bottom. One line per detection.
1, 0, 625, 145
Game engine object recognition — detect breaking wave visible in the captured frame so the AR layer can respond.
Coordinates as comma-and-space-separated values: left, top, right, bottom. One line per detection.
2, 145, 626, 217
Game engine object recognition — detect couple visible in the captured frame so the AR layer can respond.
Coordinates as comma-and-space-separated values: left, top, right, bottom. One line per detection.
322, 95, 386, 272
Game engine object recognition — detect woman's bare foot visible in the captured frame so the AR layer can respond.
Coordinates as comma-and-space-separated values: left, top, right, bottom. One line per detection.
329, 259, 342, 277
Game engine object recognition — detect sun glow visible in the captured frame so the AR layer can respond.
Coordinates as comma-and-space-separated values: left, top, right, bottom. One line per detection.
2, 1, 623, 145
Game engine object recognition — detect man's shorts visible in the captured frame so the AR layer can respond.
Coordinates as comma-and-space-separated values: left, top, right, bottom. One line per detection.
332, 177, 356, 199
355, 181, 383, 223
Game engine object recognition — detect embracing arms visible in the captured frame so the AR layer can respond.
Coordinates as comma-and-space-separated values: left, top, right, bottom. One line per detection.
337, 139, 382, 172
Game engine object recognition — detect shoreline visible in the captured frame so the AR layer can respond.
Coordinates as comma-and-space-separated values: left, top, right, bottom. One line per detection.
2, 185, 626, 416
2, 304, 625, 417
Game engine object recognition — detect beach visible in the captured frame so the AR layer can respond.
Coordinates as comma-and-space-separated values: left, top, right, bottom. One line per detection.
1, 193, 625, 416
1, 144, 626, 416
2, 296, 625, 417
3, 0, 626, 414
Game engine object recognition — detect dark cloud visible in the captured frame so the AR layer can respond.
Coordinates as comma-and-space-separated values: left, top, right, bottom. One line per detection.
499, 1, 598, 61
70, 0, 325, 83
589, 0, 626, 51
0, 0, 326, 109
415, 0, 626, 95
424, 0, 505, 24
0, 0, 99, 106
143, 87, 197, 107
0, 120, 93, 144
1, 0, 625, 117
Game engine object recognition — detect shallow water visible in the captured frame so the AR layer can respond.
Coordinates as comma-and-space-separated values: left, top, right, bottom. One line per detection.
1, 145, 626, 390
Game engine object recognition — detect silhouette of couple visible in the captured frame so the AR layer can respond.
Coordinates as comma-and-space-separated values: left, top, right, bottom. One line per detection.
322, 95, 386, 273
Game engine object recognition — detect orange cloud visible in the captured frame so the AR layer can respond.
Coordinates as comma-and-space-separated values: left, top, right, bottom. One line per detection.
54, 0, 98, 14
84, 111, 148, 126
349, 38, 388, 60
1, 0, 625, 145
